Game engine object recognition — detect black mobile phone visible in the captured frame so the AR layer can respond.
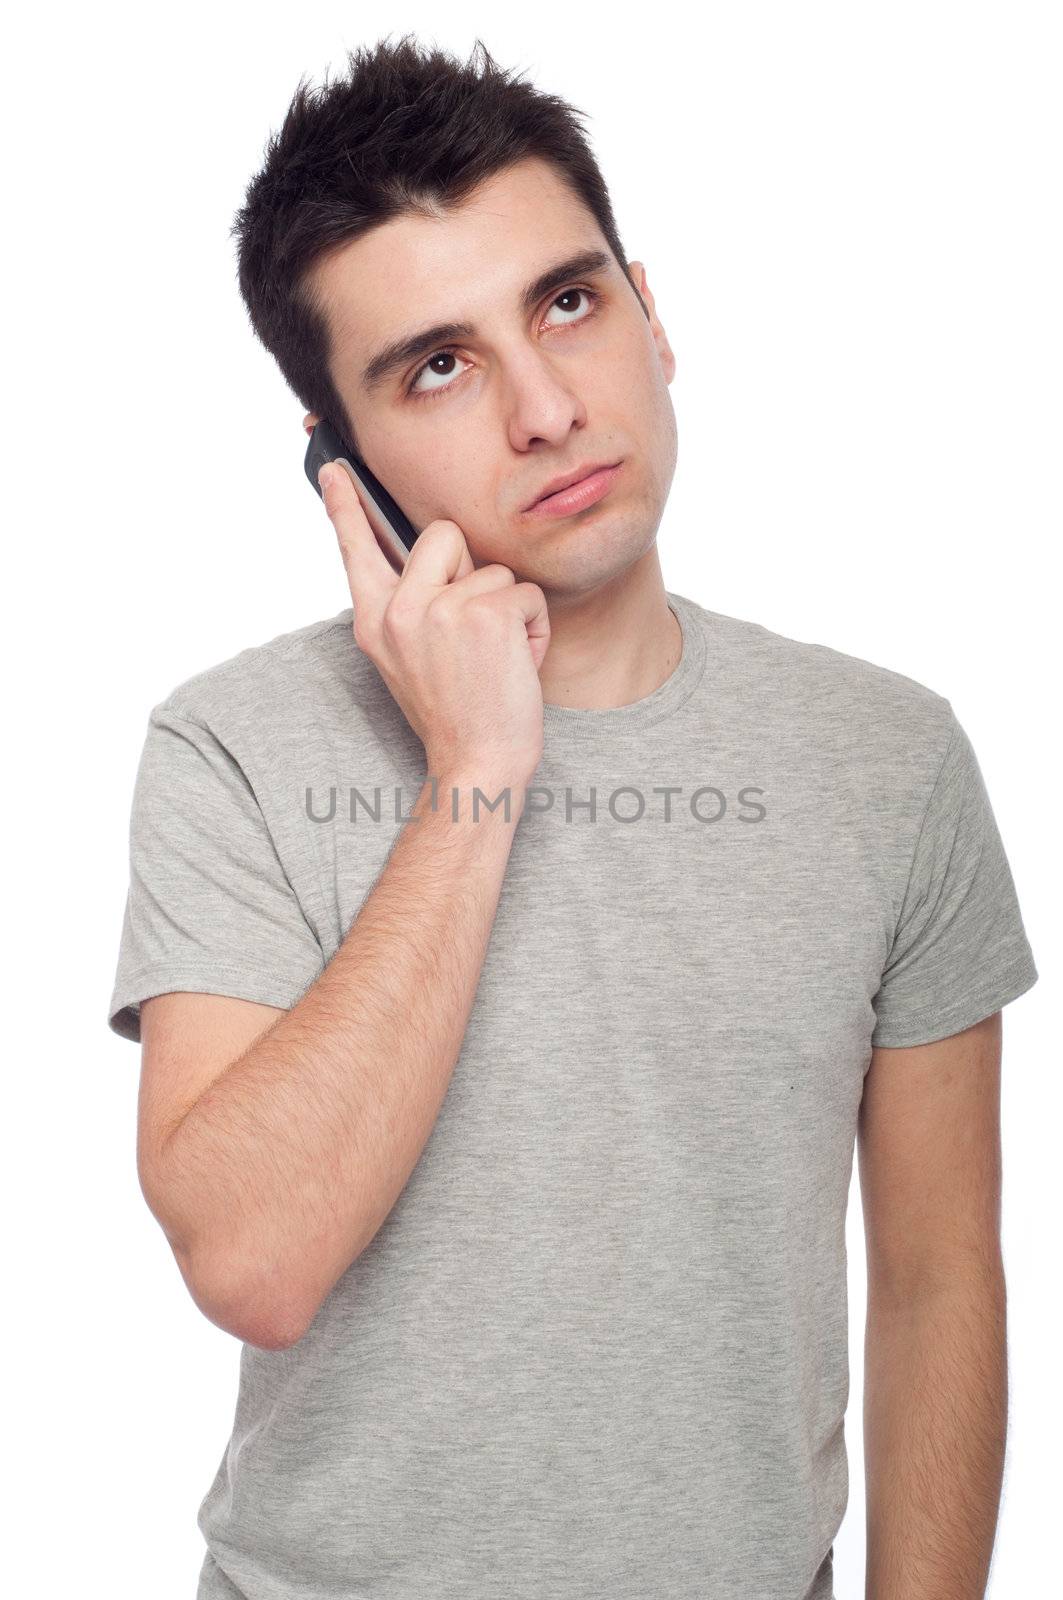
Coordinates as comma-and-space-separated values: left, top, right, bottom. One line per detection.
304, 418, 419, 571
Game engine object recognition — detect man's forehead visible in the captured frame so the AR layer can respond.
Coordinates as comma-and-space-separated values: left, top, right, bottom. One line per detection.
317, 155, 583, 291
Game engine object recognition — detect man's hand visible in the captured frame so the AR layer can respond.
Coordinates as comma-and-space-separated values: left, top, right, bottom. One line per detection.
318, 463, 551, 787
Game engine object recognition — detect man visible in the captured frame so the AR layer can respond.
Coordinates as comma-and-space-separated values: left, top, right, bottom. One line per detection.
107, 34, 1038, 1600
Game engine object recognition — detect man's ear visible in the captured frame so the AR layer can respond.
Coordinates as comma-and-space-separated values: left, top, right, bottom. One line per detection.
627, 261, 676, 384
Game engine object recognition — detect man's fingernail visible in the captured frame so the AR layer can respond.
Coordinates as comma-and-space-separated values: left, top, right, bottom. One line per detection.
318, 466, 333, 494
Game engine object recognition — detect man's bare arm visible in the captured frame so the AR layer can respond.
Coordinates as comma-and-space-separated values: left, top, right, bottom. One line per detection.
146, 766, 526, 1350
858, 1011, 1007, 1600
137, 462, 550, 1349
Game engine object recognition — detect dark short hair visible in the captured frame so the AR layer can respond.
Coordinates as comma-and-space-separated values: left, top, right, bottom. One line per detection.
231, 32, 646, 457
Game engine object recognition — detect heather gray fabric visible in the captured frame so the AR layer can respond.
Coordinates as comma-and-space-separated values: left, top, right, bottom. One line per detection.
107, 591, 1038, 1600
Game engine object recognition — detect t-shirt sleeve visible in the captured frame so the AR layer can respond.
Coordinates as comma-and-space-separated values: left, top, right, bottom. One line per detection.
870, 707, 1038, 1048
107, 699, 326, 1043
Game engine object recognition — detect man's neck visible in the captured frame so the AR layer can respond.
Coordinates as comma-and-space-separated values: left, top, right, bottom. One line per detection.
537, 551, 683, 713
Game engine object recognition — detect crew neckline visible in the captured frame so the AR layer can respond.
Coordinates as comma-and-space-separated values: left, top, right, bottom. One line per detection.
541, 590, 708, 738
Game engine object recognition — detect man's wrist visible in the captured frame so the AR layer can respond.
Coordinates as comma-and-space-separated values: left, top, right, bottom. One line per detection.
418, 767, 534, 824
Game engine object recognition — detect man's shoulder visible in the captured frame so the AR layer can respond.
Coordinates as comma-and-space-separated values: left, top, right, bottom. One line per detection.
147, 607, 365, 732
680, 594, 957, 759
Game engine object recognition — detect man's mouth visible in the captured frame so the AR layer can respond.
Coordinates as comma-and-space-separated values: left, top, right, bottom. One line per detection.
521, 460, 624, 519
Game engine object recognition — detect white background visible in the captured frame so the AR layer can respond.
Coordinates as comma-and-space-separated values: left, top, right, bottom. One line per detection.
5, 4, 1058, 1595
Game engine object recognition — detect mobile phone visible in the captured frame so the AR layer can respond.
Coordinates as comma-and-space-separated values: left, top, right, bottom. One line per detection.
304, 418, 419, 571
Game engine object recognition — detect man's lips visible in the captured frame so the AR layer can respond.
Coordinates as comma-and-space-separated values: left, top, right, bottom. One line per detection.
522, 460, 622, 511
521, 461, 624, 518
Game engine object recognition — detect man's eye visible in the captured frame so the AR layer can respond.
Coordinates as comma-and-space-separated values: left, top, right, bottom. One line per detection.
406, 349, 471, 399
405, 286, 601, 402
541, 286, 598, 329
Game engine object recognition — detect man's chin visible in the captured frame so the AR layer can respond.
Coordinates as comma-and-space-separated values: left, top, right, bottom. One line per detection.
502, 519, 658, 600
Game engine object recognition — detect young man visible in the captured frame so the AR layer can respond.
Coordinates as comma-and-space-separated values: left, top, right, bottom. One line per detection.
107, 34, 1038, 1600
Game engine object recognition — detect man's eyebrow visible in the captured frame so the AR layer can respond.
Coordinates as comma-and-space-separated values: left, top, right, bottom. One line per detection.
359, 247, 614, 392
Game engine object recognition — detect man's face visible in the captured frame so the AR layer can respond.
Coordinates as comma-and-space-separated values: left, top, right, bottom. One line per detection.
304, 156, 678, 597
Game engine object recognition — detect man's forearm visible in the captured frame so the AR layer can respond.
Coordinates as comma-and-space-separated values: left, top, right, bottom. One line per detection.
863, 1274, 1008, 1600
159, 767, 526, 1347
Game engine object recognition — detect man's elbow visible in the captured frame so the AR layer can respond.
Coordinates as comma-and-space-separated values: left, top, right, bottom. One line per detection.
173, 1240, 311, 1350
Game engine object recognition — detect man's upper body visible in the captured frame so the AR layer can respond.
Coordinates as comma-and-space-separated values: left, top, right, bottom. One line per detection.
108, 587, 1037, 1600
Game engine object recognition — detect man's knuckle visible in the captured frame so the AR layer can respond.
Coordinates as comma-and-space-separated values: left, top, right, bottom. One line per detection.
382, 595, 416, 637
466, 593, 504, 628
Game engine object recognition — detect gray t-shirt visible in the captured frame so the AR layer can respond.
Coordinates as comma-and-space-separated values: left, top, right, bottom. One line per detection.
107, 590, 1038, 1600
